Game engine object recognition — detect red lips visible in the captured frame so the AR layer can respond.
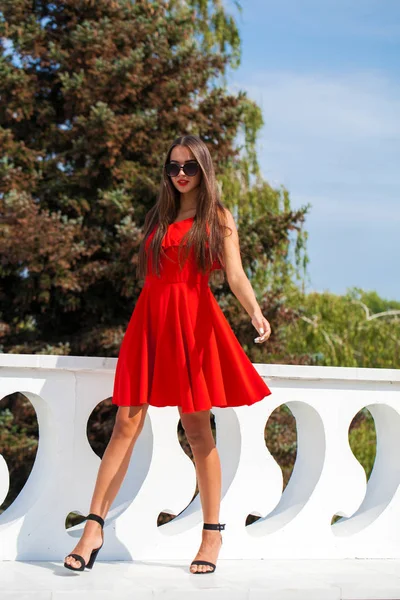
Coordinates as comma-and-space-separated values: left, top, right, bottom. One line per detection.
177, 180, 189, 185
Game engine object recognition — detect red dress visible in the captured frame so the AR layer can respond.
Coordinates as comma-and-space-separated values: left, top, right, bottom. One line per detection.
111, 217, 272, 413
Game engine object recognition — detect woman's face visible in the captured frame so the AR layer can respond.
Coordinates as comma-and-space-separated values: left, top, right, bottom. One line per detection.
168, 145, 201, 195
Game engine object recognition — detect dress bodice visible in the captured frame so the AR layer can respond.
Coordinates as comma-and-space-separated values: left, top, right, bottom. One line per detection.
144, 217, 222, 286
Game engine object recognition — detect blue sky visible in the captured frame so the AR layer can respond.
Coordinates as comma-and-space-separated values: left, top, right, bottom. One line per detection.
229, 0, 400, 299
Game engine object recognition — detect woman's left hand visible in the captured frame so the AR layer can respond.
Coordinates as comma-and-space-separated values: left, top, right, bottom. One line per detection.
251, 313, 272, 343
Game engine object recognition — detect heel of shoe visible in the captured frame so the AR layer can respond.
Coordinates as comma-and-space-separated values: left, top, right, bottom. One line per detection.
85, 544, 103, 570
84, 514, 104, 570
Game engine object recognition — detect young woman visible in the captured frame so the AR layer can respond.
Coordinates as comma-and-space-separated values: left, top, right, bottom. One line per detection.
64, 134, 272, 574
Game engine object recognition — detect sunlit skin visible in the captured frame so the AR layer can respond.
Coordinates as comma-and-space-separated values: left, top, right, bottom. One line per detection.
64, 144, 272, 573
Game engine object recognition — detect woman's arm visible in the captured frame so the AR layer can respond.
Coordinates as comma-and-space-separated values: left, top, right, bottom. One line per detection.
221, 208, 271, 343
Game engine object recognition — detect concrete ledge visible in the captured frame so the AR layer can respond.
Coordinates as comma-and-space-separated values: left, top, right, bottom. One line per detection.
2, 559, 400, 600
2, 353, 400, 383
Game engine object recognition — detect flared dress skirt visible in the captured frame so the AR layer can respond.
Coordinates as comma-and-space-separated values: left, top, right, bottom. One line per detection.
111, 217, 272, 413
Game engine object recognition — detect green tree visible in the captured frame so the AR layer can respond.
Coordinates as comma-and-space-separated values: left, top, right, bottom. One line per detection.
283, 287, 400, 368
0, 0, 308, 357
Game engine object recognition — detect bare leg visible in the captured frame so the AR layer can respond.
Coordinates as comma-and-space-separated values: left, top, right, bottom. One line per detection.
179, 407, 223, 573
64, 405, 148, 569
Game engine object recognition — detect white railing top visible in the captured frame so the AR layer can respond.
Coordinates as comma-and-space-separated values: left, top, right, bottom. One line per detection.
1, 352, 399, 382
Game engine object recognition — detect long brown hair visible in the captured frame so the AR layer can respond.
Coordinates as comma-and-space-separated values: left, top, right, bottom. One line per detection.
136, 135, 229, 280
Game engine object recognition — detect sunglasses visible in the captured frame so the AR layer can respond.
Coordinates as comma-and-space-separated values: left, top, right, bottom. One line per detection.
165, 160, 200, 178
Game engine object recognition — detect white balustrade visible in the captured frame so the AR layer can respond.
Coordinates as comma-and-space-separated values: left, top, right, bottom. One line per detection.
0, 354, 399, 561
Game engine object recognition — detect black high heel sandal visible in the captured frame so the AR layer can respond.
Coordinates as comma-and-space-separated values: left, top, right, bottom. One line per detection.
190, 522, 225, 574
64, 513, 105, 571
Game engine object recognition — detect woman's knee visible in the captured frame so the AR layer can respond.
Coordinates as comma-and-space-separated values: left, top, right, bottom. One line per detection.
181, 411, 214, 449
113, 405, 148, 439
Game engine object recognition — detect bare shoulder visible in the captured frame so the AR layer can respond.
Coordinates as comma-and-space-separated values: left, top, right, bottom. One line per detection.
219, 207, 236, 231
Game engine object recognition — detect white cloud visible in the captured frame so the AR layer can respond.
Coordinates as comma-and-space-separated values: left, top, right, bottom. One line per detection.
256, 71, 399, 139
237, 70, 400, 214
233, 69, 400, 297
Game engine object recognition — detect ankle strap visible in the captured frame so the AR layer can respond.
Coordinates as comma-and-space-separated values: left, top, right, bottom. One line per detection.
203, 523, 225, 531
85, 513, 105, 528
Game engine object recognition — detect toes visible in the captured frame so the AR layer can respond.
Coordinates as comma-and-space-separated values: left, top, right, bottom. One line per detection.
190, 563, 214, 573
191, 565, 201, 573
65, 555, 79, 568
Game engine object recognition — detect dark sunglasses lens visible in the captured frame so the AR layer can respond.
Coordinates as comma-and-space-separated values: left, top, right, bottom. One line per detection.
165, 163, 180, 177
183, 162, 199, 176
